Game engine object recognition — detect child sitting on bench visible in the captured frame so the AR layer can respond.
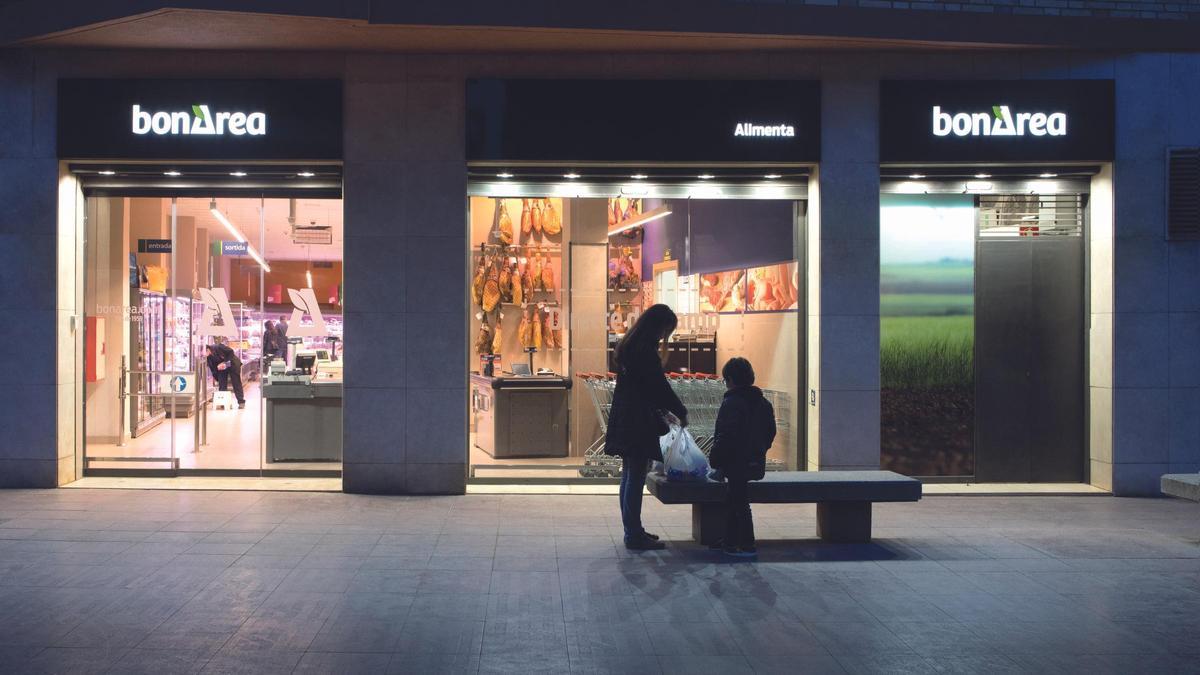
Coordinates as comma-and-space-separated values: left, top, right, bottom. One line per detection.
708, 357, 777, 559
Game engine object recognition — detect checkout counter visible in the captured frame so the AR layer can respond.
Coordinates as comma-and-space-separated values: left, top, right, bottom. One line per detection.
471, 371, 571, 459
263, 349, 342, 462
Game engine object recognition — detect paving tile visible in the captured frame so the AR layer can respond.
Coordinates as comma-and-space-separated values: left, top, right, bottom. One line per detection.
395, 618, 485, 653
808, 620, 916, 656
656, 653, 755, 675
295, 652, 392, 674
108, 648, 211, 675
23, 646, 132, 674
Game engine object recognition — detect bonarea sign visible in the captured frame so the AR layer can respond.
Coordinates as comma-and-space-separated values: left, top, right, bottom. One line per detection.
132, 104, 266, 137
58, 79, 342, 160
880, 80, 1114, 162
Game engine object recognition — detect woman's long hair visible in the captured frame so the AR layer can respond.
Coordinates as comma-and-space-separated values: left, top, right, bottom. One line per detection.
615, 304, 678, 370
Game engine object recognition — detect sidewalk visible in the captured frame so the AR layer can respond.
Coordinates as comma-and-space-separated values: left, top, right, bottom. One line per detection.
0, 490, 1196, 674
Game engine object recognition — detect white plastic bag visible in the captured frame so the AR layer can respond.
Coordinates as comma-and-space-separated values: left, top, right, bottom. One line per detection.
661, 424, 709, 482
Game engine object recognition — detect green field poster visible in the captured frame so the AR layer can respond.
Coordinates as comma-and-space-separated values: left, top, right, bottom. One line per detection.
880, 194, 975, 477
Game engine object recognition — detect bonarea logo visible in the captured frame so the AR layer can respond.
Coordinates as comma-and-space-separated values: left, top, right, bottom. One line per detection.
734, 122, 795, 138
132, 104, 267, 136
932, 105, 1066, 138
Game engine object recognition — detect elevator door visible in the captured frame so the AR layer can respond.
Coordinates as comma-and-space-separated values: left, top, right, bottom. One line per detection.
974, 194, 1085, 482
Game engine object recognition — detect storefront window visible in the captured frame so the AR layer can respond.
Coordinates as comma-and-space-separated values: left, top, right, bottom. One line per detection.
880, 194, 976, 477
468, 189, 803, 482
82, 196, 344, 474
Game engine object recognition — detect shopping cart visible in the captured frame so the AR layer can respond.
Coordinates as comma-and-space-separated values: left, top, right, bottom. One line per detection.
579, 371, 791, 477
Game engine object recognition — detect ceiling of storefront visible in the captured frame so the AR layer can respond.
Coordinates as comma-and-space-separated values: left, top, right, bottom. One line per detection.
5, 2, 1195, 51
175, 197, 343, 263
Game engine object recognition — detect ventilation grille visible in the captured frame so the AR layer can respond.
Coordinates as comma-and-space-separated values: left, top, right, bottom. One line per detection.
292, 224, 333, 245
1168, 148, 1200, 240
978, 193, 1084, 238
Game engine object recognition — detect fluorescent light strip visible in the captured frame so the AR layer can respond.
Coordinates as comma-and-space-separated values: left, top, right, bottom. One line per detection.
210, 200, 271, 272
306, 270, 313, 288
608, 207, 673, 237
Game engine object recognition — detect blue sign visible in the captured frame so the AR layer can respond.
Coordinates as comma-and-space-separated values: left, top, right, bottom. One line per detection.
222, 241, 249, 256
169, 375, 187, 393
138, 238, 172, 253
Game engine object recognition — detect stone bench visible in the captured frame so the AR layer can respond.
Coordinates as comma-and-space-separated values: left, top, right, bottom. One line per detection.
645, 470, 922, 544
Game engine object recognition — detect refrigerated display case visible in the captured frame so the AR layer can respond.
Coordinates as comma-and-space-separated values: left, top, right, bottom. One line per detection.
165, 295, 202, 418
130, 289, 166, 437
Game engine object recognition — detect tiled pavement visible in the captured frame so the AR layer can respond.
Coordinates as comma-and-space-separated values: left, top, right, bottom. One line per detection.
0, 490, 1198, 674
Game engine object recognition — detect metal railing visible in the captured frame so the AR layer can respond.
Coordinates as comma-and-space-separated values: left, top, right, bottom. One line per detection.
107, 356, 208, 468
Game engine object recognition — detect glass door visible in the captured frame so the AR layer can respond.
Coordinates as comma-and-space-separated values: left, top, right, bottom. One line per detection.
83, 197, 184, 472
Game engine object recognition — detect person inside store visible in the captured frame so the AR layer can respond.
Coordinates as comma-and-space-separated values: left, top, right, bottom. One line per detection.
262, 320, 282, 365
605, 303, 688, 551
277, 314, 289, 339
205, 341, 245, 409
707, 357, 777, 560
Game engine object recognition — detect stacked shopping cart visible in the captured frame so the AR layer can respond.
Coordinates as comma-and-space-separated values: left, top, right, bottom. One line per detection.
577, 372, 790, 478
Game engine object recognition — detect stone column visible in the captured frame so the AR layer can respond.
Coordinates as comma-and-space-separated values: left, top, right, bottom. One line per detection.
0, 51, 63, 486
807, 57, 882, 472
341, 56, 468, 494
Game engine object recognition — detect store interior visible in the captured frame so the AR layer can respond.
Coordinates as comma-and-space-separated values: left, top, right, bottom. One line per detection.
82, 195, 344, 474
467, 185, 804, 482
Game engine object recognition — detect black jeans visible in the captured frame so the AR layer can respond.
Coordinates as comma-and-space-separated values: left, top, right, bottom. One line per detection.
619, 458, 650, 541
216, 365, 245, 405
725, 478, 755, 549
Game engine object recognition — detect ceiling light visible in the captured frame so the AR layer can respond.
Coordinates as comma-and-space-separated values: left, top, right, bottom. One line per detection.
164, 171, 181, 177
497, 172, 513, 179
974, 173, 992, 179
98, 170, 116, 176
608, 206, 673, 237
631, 174, 648, 180
908, 174, 925, 179
764, 174, 782, 180
210, 199, 270, 272
230, 171, 247, 177
966, 181, 994, 192
698, 174, 715, 180
297, 171, 316, 178
306, 270, 313, 289
209, 200, 246, 243
1039, 173, 1058, 178
564, 173, 580, 179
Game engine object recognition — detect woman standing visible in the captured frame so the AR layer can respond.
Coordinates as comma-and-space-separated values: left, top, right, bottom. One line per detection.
605, 304, 688, 550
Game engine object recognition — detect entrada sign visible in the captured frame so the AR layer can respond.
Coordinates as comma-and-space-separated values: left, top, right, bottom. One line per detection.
132, 104, 266, 137
880, 80, 1113, 163
57, 79, 342, 160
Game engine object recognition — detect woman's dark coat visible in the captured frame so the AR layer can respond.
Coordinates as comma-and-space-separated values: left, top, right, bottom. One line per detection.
604, 344, 687, 462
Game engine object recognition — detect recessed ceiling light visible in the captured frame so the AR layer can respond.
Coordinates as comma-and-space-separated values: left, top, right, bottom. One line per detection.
163, 171, 181, 177
1038, 173, 1058, 178
297, 171, 316, 178
908, 174, 925, 179
631, 174, 648, 180
497, 172, 513, 179
564, 173, 580, 179
230, 171, 247, 177
698, 174, 715, 180
974, 173, 992, 179
764, 174, 782, 179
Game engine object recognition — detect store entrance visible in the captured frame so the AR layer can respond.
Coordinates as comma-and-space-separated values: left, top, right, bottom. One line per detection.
880, 168, 1090, 482
466, 171, 807, 484
75, 165, 344, 477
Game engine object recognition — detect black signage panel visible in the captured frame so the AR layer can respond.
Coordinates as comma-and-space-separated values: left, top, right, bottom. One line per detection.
58, 79, 343, 160
467, 79, 821, 163
880, 80, 1114, 163
137, 239, 172, 253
